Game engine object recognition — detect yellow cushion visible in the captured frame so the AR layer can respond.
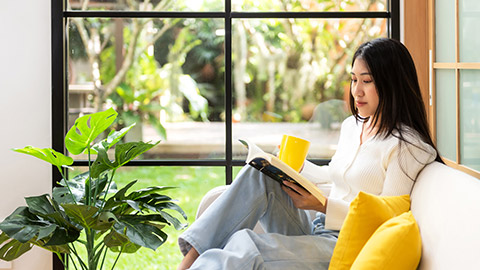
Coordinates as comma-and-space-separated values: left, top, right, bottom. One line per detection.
328, 192, 411, 270
351, 211, 422, 270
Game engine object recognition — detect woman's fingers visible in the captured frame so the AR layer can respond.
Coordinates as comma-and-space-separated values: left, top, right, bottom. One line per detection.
282, 180, 308, 196
282, 181, 325, 212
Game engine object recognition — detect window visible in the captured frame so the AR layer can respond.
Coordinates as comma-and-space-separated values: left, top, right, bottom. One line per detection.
430, 0, 480, 177
52, 0, 398, 268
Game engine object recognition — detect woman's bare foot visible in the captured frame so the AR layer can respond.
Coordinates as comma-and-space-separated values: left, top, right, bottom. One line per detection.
177, 247, 199, 270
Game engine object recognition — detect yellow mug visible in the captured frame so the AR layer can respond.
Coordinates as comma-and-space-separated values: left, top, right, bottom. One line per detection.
278, 135, 310, 172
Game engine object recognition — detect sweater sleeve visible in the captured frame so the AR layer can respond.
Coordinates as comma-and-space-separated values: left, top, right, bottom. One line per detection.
300, 160, 331, 185
324, 197, 350, 230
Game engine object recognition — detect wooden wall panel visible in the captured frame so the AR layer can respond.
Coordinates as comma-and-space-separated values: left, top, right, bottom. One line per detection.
403, 0, 429, 117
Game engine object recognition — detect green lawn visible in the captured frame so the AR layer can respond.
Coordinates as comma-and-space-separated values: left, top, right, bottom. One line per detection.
78, 166, 228, 270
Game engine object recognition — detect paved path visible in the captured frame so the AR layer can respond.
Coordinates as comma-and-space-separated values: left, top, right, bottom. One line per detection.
143, 122, 341, 159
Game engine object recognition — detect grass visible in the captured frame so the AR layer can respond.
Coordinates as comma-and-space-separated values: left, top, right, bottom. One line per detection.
69, 166, 230, 270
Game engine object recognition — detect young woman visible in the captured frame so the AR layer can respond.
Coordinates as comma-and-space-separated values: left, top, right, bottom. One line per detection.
177, 38, 442, 270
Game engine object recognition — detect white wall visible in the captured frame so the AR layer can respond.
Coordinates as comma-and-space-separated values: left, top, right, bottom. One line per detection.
0, 0, 52, 269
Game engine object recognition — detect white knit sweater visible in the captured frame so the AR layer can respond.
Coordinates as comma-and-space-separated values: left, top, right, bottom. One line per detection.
301, 116, 436, 230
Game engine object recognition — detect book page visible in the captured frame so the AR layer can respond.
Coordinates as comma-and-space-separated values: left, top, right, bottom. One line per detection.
240, 139, 326, 204
239, 139, 274, 163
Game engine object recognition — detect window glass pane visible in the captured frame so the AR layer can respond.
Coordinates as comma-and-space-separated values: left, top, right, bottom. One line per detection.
459, 0, 480, 62
231, 18, 387, 160
68, 18, 226, 160
68, 0, 224, 11
460, 70, 480, 171
435, 69, 456, 161
233, 0, 386, 12
435, 0, 456, 62
70, 166, 224, 269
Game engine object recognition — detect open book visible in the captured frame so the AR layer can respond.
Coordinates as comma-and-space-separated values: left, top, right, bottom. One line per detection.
239, 139, 326, 204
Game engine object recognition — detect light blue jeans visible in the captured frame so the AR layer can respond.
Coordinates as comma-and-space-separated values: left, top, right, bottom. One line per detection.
178, 165, 338, 270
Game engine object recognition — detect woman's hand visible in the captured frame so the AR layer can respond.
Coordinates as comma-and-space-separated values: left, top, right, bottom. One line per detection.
282, 181, 327, 213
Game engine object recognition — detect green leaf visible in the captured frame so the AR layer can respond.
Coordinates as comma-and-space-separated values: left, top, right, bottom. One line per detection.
0, 204, 80, 247
24, 195, 82, 233
91, 137, 159, 179
145, 221, 165, 231
25, 194, 55, 216
53, 172, 89, 204
0, 207, 51, 243
103, 181, 138, 211
12, 146, 73, 171
37, 225, 57, 241
90, 143, 115, 178
103, 230, 140, 253
62, 204, 99, 229
92, 173, 113, 198
91, 123, 136, 154
125, 200, 143, 213
0, 232, 70, 261
0, 233, 32, 261
147, 113, 167, 140
156, 202, 188, 221
103, 230, 128, 248
116, 214, 168, 225
115, 84, 135, 104
54, 172, 113, 205
112, 180, 137, 201
178, 74, 209, 121
157, 211, 187, 230
113, 219, 167, 251
92, 212, 116, 231
112, 141, 160, 168
126, 186, 175, 201
45, 211, 79, 232
8, 226, 38, 244
44, 226, 80, 246
65, 108, 118, 155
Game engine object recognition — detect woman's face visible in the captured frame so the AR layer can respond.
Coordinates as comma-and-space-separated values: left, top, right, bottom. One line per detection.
351, 58, 379, 119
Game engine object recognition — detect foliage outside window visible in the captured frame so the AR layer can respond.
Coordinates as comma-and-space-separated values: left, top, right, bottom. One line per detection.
67, 0, 388, 162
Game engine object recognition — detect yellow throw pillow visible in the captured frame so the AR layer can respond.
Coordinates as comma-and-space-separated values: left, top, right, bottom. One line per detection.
328, 192, 411, 270
351, 211, 422, 270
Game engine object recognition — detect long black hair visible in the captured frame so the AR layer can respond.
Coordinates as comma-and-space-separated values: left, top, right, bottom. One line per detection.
349, 38, 443, 163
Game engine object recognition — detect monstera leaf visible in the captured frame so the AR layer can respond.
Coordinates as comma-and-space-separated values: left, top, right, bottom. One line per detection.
113, 217, 168, 251
103, 230, 141, 253
65, 108, 118, 155
91, 141, 160, 178
0, 233, 32, 261
0, 204, 80, 247
12, 146, 73, 171
91, 123, 136, 154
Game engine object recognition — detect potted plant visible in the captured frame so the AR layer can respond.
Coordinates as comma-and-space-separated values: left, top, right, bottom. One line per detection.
0, 108, 187, 269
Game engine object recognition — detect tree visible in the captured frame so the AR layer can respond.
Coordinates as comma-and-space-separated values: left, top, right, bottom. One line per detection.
231, 0, 385, 122
69, 0, 210, 139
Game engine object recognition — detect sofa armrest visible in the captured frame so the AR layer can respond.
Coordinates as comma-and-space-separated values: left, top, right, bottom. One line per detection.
195, 185, 229, 219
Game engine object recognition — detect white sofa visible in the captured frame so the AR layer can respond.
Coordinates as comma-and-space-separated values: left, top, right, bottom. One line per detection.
196, 161, 480, 269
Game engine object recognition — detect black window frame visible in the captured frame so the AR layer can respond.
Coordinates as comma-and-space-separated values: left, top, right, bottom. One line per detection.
51, 0, 399, 268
